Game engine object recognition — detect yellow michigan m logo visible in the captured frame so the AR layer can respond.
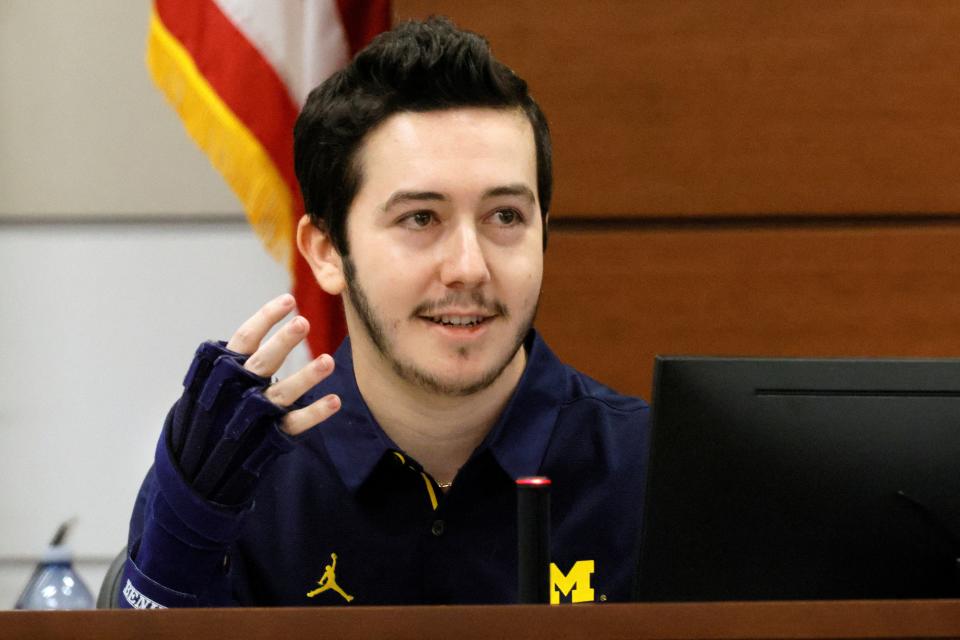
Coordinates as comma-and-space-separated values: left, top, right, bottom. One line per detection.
549, 560, 595, 604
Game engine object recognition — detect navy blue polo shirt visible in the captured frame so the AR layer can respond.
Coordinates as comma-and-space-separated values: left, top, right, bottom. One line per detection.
123, 330, 650, 607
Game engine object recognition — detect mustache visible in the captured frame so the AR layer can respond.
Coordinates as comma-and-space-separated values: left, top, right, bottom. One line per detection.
412, 291, 508, 318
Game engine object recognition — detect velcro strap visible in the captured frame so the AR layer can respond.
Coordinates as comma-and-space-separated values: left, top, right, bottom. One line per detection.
198, 355, 269, 412
192, 390, 287, 498
154, 433, 251, 544
210, 422, 298, 505
182, 341, 242, 393
179, 354, 270, 480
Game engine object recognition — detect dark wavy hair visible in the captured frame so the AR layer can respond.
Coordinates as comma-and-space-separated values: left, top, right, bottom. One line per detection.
293, 16, 552, 255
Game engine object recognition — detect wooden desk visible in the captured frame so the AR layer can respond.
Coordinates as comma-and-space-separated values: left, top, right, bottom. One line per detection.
4, 600, 960, 640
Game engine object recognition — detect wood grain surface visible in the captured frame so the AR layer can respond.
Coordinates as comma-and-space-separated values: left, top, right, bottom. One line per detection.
539, 222, 960, 397
395, 1, 960, 218
5, 600, 960, 640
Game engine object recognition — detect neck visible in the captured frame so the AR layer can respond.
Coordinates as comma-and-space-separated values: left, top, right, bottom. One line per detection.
350, 337, 527, 487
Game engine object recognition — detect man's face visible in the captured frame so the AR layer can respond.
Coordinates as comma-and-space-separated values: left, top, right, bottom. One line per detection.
341, 107, 544, 397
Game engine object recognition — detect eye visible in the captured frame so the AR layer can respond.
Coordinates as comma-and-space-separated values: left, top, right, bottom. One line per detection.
491, 208, 524, 226
399, 210, 436, 229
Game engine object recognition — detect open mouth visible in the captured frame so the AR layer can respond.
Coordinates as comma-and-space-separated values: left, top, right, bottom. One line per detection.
422, 314, 493, 328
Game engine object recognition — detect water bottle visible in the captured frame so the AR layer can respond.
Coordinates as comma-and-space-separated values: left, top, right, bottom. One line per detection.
14, 520, 94, 610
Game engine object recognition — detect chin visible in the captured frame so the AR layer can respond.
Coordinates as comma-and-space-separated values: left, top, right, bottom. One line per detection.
391, 357, 515, 397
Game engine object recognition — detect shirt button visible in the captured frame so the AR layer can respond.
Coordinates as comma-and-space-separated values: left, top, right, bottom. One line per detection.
431, 519, 445, 537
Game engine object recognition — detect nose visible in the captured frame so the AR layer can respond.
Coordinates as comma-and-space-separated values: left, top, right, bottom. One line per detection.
439, 222, 491, 288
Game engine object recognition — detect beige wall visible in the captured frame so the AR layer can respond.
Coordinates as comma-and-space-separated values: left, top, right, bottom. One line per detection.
0, 1, 294, 608
0, 0, 236, 217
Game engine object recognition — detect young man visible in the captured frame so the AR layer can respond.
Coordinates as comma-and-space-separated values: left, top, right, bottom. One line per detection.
120, 17, 649, 608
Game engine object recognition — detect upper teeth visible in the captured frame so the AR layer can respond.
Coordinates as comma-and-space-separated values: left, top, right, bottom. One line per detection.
433, 315, 483, 326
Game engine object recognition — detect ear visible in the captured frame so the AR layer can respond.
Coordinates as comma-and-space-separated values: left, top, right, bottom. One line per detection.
296, 215, 346, 295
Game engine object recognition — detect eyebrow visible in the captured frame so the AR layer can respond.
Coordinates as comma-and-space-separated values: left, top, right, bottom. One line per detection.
381, 183, 536, 212
382, 190, 447, 212
481, 183, 536, 204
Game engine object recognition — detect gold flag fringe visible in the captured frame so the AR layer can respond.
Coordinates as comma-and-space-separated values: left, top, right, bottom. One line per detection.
145, 7, 294, 269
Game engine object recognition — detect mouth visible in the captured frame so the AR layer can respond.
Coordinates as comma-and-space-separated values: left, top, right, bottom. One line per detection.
421, 313, 494, 328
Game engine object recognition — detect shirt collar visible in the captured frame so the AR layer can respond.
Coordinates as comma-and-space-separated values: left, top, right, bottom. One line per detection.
303, 329, 566, 492
303, 337, 398, 493
477, 330, 566, 481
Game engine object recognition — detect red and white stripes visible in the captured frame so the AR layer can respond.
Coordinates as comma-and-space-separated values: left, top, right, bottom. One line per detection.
147, 0, 389, 356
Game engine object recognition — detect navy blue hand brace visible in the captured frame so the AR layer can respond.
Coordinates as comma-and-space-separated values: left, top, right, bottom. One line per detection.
170, 340, 295, 506
126, 341, 298, 604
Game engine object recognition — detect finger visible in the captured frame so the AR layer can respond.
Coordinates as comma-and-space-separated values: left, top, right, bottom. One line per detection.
282, 394, 341, 436
243, 315, 309, 378
265, 353, 335, 408
226, 293, 296, 355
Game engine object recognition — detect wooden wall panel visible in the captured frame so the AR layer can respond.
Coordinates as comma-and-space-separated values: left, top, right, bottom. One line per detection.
395, 1, 960, 218
387, 2, 960, 398
539, 224, 960, 397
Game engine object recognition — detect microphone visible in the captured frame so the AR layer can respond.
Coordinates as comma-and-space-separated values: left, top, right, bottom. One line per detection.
517, 476, 551, 603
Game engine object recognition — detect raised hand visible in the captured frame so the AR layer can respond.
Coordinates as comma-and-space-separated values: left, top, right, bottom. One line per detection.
126, 294, 348, 608
167, 293, 343, 505
226, 293, 341, 436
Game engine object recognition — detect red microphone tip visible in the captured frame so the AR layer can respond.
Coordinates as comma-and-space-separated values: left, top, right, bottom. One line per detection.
516, 476, 551, 487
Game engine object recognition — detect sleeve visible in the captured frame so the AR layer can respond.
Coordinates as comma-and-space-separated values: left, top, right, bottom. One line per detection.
120, 341, 298, 608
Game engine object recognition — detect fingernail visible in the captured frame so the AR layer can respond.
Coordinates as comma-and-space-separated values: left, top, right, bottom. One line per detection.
327, 395, 340, 410
291, 316, 306, 332
278, 293, 295, 307
316, 354, 331, 371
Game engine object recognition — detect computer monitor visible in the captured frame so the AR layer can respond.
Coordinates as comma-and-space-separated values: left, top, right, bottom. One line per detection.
634, 356, 960, 601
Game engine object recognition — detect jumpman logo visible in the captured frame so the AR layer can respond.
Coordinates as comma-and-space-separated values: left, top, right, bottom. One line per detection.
307, 553, 354, 602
